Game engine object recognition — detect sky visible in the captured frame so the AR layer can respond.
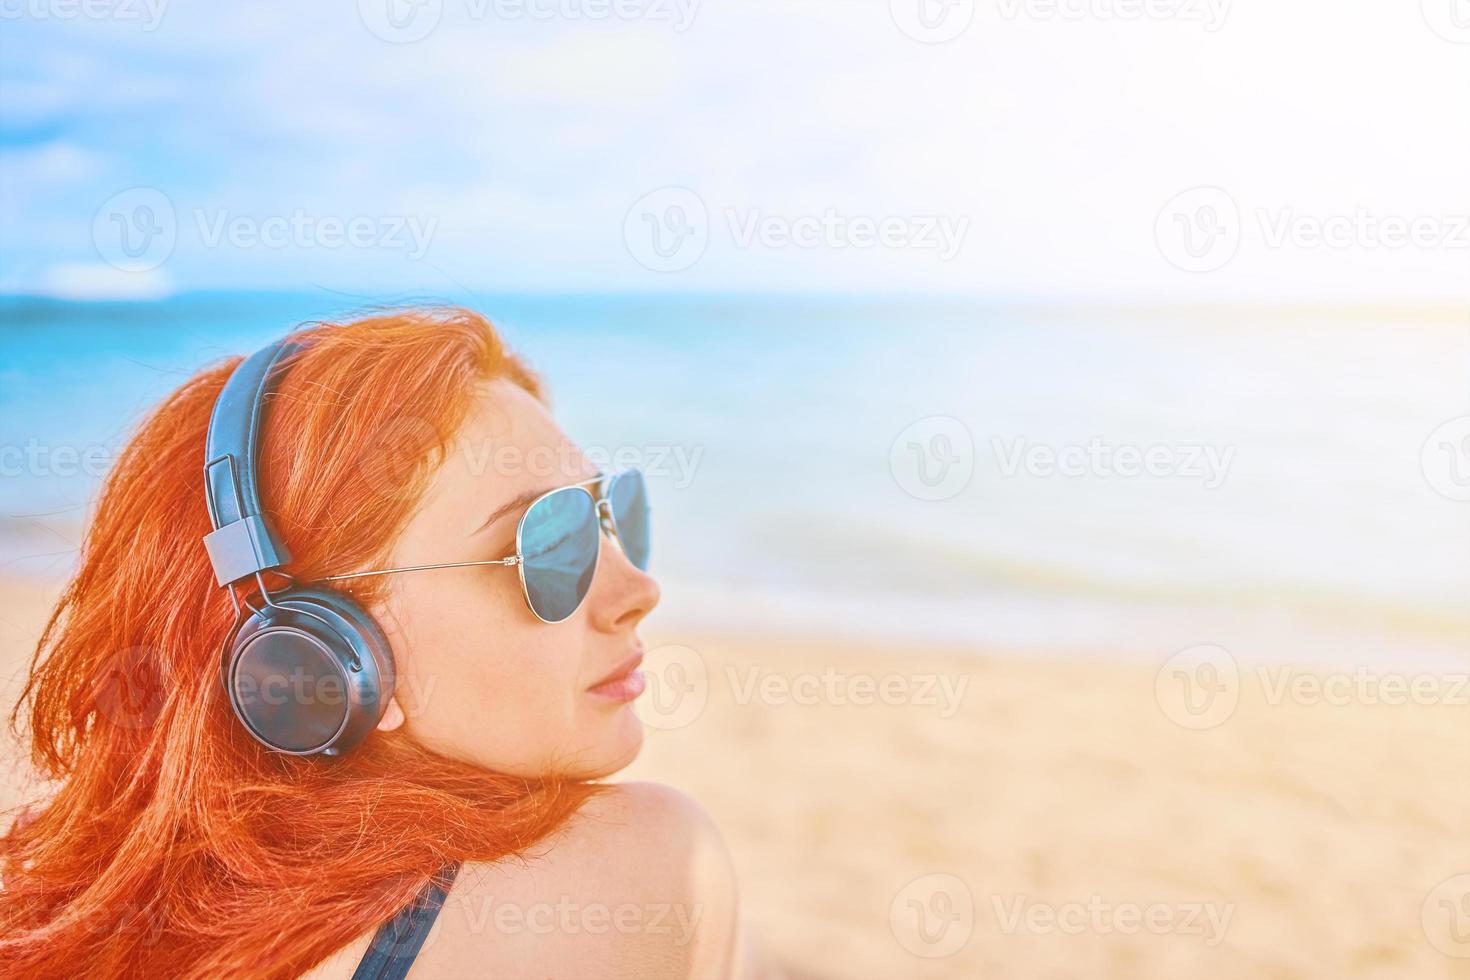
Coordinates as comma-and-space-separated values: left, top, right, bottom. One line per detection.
0, 1, 1466, 301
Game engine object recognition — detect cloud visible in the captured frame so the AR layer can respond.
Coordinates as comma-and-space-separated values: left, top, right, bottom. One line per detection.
0, 140, 103, 183
39, 262, 175, 301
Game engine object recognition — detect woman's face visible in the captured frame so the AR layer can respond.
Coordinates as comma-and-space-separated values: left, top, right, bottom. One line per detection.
361, 378, 661, 778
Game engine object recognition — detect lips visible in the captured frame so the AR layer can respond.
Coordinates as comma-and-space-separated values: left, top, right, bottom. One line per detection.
587, 651, 646, 703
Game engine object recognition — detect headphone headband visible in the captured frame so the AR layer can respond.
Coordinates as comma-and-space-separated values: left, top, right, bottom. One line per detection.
201, 339, 306, 587
202, 333, 394, 756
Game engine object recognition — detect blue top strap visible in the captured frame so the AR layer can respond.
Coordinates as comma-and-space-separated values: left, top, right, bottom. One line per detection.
350, 863, 461, 980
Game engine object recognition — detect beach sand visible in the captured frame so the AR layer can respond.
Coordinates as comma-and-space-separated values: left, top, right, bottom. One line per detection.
2, 575, 1466, 979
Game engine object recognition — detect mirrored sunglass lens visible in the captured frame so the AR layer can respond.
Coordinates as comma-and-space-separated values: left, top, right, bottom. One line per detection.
609, 469, 651, 572
520, 488, 599, 622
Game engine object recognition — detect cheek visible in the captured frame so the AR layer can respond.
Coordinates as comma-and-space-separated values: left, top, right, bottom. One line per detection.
379, 572, 588, 766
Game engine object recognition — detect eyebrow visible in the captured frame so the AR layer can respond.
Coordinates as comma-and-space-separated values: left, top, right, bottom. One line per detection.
470, 487, 552, 538
469, 473, 606, 538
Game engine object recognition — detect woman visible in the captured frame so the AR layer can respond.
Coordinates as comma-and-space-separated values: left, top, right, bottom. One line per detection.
0, 308, 767, 978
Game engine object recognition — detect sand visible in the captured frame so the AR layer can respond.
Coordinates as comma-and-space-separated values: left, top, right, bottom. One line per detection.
2, 576, 1467, 979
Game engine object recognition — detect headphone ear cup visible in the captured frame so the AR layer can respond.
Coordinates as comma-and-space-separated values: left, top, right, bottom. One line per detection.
222, 586, 394, 757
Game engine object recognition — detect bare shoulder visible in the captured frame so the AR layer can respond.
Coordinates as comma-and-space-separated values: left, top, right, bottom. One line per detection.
299, 784, 777, 980
552, 780, 733, 881
419, 781, 744, 979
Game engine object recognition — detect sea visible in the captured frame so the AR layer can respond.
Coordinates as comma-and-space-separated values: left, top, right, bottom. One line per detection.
3, 292, 1467, 670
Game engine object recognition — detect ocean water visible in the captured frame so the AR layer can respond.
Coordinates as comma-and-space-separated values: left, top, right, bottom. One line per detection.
2, 293, 1467, 667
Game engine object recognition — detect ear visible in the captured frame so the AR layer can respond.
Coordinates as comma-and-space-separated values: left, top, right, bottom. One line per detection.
376, 695, 406, 733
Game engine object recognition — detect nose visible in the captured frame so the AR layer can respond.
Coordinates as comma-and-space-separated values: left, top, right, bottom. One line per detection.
587, 525, 660, 633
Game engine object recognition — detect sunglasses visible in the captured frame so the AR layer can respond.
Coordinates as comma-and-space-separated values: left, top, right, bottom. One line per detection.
322, 468, 651, 623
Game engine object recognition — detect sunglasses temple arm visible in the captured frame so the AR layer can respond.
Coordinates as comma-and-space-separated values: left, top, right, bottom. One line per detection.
321, 556, 522, 583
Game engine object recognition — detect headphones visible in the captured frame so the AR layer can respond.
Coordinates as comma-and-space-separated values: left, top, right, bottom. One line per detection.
201, 338, 394, 757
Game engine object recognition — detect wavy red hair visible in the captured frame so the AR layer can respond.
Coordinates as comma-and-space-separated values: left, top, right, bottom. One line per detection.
0, 308, 602, 979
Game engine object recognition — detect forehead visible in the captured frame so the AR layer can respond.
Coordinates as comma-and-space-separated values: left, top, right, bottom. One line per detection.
414, 378, 597, 535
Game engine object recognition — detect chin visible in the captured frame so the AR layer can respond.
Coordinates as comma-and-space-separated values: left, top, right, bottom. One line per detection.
582, 708, 645, 778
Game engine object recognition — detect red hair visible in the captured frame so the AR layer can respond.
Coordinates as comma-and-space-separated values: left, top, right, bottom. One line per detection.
0, 308, 601, 978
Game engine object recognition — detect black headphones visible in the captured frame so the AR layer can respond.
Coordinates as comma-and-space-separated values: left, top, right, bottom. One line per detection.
201, 339, 394, 757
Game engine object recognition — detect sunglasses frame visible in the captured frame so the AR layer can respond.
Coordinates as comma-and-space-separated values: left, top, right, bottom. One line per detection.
321, 468, 647, 624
